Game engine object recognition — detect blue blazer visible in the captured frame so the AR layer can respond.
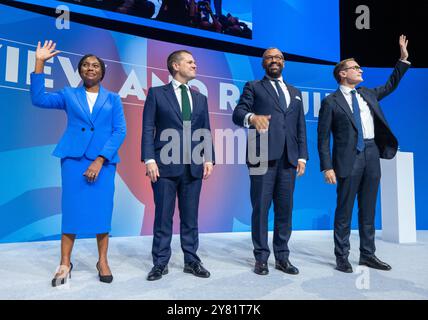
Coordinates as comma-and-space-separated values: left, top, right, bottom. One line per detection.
30, 73, 127, 163
232, 77, 308, 166
317, 60, 410, 177
141, 82, 215, 178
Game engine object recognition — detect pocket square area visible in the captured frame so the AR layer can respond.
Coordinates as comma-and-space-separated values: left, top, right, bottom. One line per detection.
295, 96, 302, 101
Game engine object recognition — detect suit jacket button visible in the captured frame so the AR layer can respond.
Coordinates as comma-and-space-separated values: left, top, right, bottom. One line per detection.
91, 128, 94, 131
81, 128, 85, 132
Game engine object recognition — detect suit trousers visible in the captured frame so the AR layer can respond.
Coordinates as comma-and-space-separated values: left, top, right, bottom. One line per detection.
151, 165, 202, 266
334, 139, 381, 260
250, 152, 297, 263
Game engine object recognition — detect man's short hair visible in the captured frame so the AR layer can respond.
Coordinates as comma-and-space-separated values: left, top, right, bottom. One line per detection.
262, 47, 284, 60
333, 58, 355, 83
167, 50, 192, 75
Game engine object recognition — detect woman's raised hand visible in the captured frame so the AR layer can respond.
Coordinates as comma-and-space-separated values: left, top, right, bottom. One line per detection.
35, 40, 61, 62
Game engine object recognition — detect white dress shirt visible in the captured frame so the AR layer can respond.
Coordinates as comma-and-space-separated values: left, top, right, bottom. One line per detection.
339, 85, 375, 139
266, 75, 291, 108
172, 78, 193, 112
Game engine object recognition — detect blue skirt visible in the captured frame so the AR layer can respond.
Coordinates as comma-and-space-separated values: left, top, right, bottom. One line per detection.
61, 157, 116, 234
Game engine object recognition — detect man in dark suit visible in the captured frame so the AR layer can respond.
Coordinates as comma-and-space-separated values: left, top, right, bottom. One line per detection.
141, 50, 214, 280
233, 48, 308, 275
317, 35, 410, 273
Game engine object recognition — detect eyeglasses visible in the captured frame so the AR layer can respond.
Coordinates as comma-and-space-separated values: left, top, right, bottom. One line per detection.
342, 65, 361, 71
264, 55, 284, 62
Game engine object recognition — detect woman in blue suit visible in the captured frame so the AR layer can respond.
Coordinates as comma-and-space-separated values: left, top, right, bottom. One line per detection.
30, 41, 127, 286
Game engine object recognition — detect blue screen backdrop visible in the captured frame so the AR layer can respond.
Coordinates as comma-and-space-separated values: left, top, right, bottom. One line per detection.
0, 3, 426, 244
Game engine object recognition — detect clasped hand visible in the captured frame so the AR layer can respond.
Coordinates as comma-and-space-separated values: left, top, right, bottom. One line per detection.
83, 157, 105, 183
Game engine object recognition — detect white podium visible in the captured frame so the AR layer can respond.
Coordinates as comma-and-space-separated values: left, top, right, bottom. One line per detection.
380, 151, 417, 243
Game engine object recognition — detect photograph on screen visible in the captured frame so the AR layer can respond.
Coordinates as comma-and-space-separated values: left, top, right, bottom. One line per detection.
58, 0, 253, 39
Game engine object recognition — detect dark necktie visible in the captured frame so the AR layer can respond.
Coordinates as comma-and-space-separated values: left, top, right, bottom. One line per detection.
180, 84, 191, 121
273, 79, 287, 111
351, 89, 365, 152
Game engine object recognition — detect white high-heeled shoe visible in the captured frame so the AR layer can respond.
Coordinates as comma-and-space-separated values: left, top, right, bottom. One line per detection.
51, 262, 73, 287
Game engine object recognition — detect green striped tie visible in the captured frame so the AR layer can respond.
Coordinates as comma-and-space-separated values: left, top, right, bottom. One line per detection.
180, 84, 191, 121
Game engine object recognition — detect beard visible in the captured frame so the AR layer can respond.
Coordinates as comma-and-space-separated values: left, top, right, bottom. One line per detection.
265, 62, 283, 78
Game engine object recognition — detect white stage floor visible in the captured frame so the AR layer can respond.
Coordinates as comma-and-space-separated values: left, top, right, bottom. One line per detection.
0, 231, 427, 300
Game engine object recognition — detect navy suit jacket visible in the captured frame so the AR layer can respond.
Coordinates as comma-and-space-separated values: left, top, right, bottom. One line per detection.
317, 60, 410, 178
141, 82, 214, 178
232, 76, 308, 166
30, 73, 127, 163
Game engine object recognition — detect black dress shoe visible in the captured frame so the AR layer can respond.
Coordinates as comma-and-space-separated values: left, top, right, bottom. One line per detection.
336, 259, 353, 273
183, 261, 210, 278
359, 255, 391, 271
96, 262, 113, 283
275, 260, 299, 275
254, 261, 269, 275
147, 265, 168, 281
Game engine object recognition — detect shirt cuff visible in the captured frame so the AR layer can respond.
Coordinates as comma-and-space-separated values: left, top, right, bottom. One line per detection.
400, 59, 411, 65
244, 113, 254, 128
298, 158, 306, 164
145, 159, 155, 164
